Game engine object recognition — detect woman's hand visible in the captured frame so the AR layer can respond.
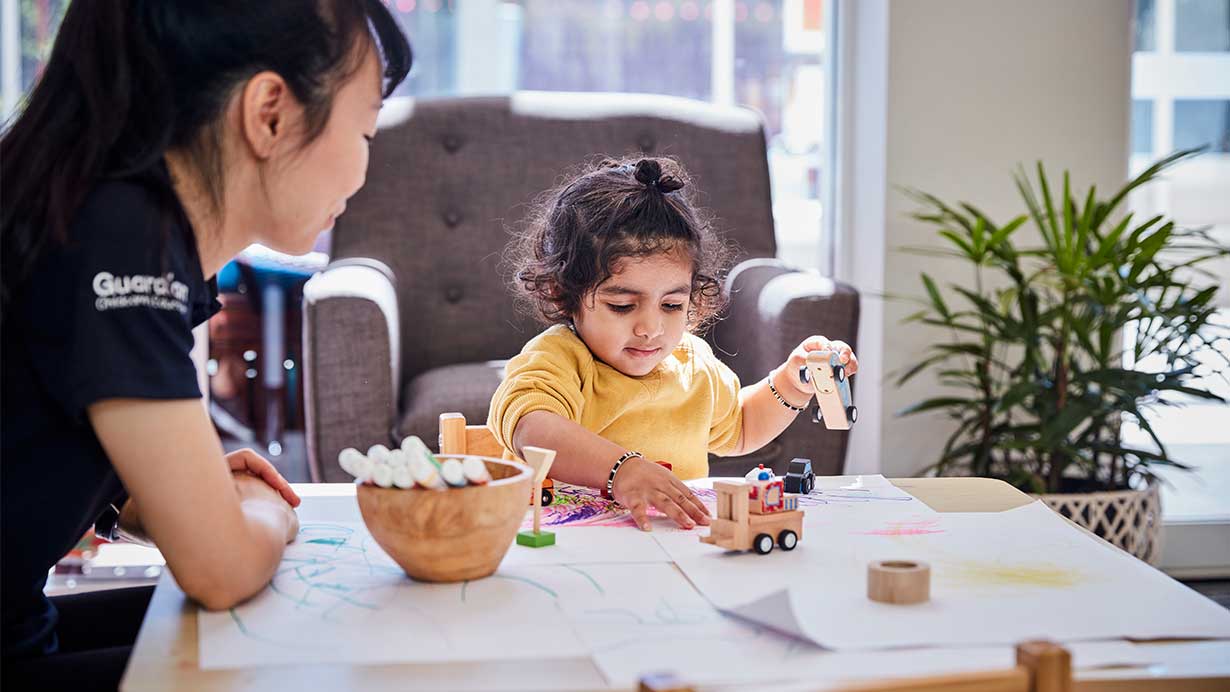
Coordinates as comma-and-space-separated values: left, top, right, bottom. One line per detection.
781, 335, 858, 401
611, 457, 710, 531
232, 472, 300, 544
225, 448, 301, 508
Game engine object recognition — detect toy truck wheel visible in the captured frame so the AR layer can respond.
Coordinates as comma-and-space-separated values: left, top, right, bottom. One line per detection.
541, 488, 554, 506
833, 364, 846, 382
811, 405, 823, 424
802, 475, 814, 495
798, 365, 810, 384
847, 405, 858, 424
753, 533, 774, 555
778, 530, 798, 550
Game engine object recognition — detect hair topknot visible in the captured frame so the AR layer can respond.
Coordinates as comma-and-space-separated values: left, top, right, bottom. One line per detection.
505, 155, 735, 332
633, 158, 686, 194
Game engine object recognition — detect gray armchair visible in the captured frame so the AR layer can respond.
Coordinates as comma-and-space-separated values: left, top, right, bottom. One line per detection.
303, 93, 859, 483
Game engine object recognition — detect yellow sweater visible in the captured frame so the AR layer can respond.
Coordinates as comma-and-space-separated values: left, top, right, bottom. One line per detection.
488, 325, 744, 480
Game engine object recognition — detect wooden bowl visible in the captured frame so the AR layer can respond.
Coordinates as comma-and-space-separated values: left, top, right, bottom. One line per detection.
356, 456, 532, 582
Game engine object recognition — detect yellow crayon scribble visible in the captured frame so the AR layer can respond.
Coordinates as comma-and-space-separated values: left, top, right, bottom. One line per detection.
949, 561, 1082, 588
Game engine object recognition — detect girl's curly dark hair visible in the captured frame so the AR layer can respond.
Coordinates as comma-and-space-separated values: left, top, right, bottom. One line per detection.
507, 156, 735, 332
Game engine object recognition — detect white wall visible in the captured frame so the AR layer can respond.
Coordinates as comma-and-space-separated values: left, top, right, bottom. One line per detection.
838, 0, 1132, 478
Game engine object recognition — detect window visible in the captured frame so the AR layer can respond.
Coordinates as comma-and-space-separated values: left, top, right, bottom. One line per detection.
1130, 0, 1230, 576
386, 0, 832, 269
1131, 99, 1154, 154
1, 0, 70, 119
1136, 0, 1157, 51
1175, 0, 1230, 52
1173, 99, 1230, 151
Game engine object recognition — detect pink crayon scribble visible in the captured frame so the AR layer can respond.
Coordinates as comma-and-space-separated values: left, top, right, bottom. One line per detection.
858, 519, 944, 536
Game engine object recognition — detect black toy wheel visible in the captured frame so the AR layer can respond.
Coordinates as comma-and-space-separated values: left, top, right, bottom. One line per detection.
802, 475, 814, 495
541, 488, 554, 506
753, 533, 774, 555
798, 365, 810, 384
811, 405, 823, 424
847, 405, 858, 424
778, 530, 798, 550
833, 364, 846, 382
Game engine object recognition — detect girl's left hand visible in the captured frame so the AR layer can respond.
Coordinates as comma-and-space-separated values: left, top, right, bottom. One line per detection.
225, 448, 302, 508
781, 336, 858, 399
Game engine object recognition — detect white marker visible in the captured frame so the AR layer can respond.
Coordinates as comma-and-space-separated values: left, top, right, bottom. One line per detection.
402, 435, 441, 469
440, 458, 467, 487
367, 444, 391, 466
371, 463, 394, 488
462, 456, 492, 485
391, 464, 414, 489
338, 447, 364, 477
351, 455, 374, 483
409, 455, 446, 490
386, 449, 408, 469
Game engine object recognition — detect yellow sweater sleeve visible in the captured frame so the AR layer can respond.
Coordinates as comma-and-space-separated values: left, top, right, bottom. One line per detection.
488, 327, 590, 454
696, 337, 744, 456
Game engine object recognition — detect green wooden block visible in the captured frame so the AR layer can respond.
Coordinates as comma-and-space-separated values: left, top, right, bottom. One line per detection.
516, 530, 555, 548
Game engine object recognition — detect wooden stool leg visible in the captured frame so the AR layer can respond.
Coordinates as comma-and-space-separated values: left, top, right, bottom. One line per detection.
1016, 640, 1071, 692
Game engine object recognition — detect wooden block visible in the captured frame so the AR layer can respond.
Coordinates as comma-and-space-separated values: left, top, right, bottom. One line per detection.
439, 413, 467, 454
516, 530, 555, 548
463, 428, 506, 458
520, 446, 556, 484
868, 560, 931, 604
1015, 640, 1071, 692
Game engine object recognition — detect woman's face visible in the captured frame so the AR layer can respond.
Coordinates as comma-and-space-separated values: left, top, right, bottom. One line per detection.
259, 47, 383, 255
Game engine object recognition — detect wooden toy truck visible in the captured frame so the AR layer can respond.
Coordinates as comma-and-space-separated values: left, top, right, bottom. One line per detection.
700, 478, 803, 554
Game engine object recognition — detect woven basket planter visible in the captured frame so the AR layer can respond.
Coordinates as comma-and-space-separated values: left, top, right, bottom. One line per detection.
1036, 480, 1163, 564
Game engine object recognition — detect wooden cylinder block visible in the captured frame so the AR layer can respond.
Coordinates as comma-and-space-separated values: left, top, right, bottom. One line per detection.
868, 560, 931, 604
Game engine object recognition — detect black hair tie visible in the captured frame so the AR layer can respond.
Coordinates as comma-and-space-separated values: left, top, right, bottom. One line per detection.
633, 158, 685, 194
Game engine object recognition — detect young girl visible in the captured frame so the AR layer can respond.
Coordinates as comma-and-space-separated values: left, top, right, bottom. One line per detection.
490, 157, 857, 532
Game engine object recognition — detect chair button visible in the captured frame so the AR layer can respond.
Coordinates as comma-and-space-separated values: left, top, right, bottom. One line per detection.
443, 210, 462, 227
637, 133, 656, 152
443, 134, 462, 153
445, 286, 464, 303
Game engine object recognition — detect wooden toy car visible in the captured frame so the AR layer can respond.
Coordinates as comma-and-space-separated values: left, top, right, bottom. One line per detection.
700, 477, 803, 554
783, 457, 815, 494
800, 349, 857, 430
439, 412, 554, 506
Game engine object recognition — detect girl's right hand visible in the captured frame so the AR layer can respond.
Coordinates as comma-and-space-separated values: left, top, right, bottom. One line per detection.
611, 457, 711, 531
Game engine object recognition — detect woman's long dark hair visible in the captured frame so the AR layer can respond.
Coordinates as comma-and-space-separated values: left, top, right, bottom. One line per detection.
0, 0, 412, 314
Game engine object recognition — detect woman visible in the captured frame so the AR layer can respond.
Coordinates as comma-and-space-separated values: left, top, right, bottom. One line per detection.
0, 2, 411, 688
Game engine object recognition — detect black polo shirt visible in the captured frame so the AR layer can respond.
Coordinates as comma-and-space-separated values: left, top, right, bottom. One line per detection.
1, 167, 220, 657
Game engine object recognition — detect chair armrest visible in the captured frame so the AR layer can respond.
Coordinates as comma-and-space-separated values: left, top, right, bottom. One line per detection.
707, 258, 860, 477
302, 260, 400, 482
711, 258, 860, 382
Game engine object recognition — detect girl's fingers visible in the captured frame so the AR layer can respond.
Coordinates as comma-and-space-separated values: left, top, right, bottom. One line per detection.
626, 498, 652, 532
652, 490, 696, 530
670, 480, 711, 523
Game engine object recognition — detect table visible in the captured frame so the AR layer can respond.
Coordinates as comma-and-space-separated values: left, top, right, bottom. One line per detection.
120, 478, 1229, 691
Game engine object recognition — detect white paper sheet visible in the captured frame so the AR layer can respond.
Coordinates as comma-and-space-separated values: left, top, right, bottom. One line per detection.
661, 501, 1230, 651
201, 523, 693, 671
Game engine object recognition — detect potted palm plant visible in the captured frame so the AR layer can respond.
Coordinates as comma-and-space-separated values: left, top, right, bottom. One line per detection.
898, 148, 1229, 564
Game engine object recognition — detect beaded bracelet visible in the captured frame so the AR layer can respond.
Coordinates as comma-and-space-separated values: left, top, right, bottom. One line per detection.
767, 373, 809, 412
605, 450, 644, 501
